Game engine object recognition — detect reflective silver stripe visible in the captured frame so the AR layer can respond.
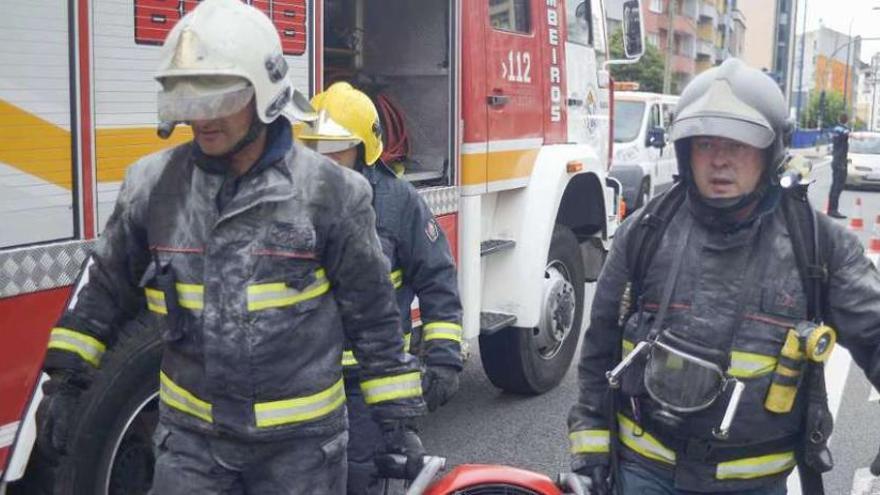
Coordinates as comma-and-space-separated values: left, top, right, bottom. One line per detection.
247, 269, 330, 311
618, 414, 676, 465
423, 322, 463, 343
361, 372, 422, 404
176, 283, 204, 311
728, 351, 777, 378
342, 333, 412, 368
47, 327, 106, 367
716, 451, 796, 480
254, 379, 346, 427
159, 372, 213, 423
145, 287, 167, 315
569, 429, 610, 454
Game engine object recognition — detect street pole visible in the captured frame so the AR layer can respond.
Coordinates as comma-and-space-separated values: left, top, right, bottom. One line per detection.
795, 0, 809, 128
662, 0, 677, 94
842, 21, 854, 119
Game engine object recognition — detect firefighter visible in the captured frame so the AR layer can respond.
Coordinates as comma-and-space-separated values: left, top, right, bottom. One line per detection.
567, 58, 880, 494
826, 113, 850, 219
34, 1, 425, 493
298, 82, 463, 494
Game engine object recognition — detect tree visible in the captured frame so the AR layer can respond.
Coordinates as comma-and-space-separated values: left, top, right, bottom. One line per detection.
801, 90, 846, 129
608, 29, 665, 93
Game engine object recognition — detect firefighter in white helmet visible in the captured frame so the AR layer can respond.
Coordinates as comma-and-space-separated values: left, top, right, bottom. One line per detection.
35, 1, 425, 493
299, 82, 463, 494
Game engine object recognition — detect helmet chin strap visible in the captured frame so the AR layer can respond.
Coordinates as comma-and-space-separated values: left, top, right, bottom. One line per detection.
218, 109, 266, 160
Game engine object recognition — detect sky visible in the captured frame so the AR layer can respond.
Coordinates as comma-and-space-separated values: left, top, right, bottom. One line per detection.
800, 0, 880, 63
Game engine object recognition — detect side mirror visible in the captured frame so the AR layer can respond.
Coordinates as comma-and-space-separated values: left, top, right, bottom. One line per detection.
646, 127, 666, 148
622, 0, 645, 60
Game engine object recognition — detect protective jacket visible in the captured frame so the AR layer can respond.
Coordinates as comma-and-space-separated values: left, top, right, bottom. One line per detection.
568, 191, 880, 492
45, 119, 425, 441
342, 162, 463, 372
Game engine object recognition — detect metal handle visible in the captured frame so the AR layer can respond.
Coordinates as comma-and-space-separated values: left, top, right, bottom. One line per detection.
487, 94, 510, 107
606, 341, 650, 388
713, 380, 746, 440
405, 456, 446, 495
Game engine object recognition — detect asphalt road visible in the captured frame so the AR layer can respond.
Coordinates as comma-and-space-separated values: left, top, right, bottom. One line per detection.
418, 155, 880, 494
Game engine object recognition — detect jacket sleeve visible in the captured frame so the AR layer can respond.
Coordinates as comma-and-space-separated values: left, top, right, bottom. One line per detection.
44, 165, 152, 374
824, 217, 880, 389
324, 175, 426, 419
567, 215, 638, 470
399, 188, 463, 370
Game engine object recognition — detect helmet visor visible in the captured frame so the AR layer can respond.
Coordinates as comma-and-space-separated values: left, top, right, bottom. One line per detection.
158, 76, 254, 122
644, 340, 726, 413
303, 138, 361, 154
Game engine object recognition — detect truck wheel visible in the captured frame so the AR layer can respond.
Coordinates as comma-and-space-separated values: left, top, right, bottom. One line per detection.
479, 225, 585, 394
18, 313, 162, 495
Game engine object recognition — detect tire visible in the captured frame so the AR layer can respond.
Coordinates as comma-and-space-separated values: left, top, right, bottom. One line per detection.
16, 313, 162, 495
479, 225, 586, 395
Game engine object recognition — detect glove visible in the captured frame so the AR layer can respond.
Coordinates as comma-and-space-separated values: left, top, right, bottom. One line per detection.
872, 445, 880, 476
422, 365, 460, 412
375, 419, 426, 480
36, 372, 87, 459
573, 465, 611, 495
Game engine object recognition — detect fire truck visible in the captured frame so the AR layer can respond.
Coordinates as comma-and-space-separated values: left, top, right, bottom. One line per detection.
0, 0, 644, 492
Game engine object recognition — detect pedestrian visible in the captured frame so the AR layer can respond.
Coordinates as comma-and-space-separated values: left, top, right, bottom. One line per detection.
567, 58, 880, 494
827, 113, 850, 219
34, 1, 425, 493
298, 82, 463, 494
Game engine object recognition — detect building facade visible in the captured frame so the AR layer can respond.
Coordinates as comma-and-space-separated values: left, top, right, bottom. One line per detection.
738, 0, 797, 104
792, 26, 862, 123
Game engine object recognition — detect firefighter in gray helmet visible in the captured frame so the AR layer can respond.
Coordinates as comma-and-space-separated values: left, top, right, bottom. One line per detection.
567, 58, 880, 494
34, 1, 425, 493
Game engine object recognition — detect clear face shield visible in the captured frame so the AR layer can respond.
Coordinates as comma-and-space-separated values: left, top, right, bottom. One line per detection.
157, 76, 255, 122
607, 330, 746, 439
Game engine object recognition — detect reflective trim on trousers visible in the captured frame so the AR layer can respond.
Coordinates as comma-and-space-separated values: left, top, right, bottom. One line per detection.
160, 372, 213, 424
569, 429, 611, 454
254, 378, 346, 428
716, 451, 796, 480
361, 372, 422, 405
247, 269, 330, 311
423, 321, 463, 343
617, 414, 676, 465
47, 327, 106, 367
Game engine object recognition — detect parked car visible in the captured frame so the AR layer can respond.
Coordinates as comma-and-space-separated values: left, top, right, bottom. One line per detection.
846, 131, 880, 189
610, 91, 679, 212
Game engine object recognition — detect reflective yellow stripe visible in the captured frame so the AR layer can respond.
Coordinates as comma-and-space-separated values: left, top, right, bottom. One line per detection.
145, 287, 167, 315
423, 321, 463, 343
361, 372, 422, 404
776, 364, 801, 378
342, 333, 412, 368
728, 351, 777, 378
569, 429, 610, 454
716, 451, 796, 480
159, 372, 213, 423
176, 283, 204, 310
618, 414, 676, 465
247, 269, 330, 311
254, 378, 346, 427
622, 339, 635, 358
390, 269, 403, 290
47, 327, 106, 367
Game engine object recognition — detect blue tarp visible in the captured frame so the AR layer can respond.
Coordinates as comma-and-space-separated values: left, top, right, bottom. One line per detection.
791, 129, 830, 148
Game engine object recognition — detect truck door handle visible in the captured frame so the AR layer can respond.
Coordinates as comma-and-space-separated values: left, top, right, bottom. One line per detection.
487, 94, 510, 107
567, 98, 584, 107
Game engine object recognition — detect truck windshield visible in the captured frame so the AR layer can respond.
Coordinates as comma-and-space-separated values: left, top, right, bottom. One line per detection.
850, 136, 880, 155
614, 101, 645, 143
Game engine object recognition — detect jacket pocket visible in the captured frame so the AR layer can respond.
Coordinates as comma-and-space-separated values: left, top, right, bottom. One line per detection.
247, 259, 329, 315
140, 261, 185, 342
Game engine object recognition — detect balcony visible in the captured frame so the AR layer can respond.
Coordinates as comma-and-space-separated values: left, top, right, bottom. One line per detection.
700, 2, 718, 23
697, 39, 714, 57
731, 8, 746, 26
673, 54, 696, 75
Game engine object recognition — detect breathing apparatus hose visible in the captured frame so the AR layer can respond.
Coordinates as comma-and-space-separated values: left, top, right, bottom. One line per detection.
376, 93, 410, 165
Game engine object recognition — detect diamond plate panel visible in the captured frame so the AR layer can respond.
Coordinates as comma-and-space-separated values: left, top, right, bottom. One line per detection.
0, 241, 94, 298
418, 186, 459, 217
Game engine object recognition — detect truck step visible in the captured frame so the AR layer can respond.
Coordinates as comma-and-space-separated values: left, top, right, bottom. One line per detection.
480, 239, 515, 257
480, 311, 517, 334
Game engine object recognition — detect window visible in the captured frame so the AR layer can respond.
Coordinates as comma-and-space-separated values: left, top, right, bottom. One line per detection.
489, 0, 531, 34
647, 33, 660, 47
650, 0, 663, 13
566, 0, 592, 45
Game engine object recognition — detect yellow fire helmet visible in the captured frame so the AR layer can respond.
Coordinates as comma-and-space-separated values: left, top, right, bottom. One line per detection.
298, 82, 384, 165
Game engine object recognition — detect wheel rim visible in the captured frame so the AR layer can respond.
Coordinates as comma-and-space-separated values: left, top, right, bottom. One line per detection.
533, 260, 576, 360
103, 392, 159, 495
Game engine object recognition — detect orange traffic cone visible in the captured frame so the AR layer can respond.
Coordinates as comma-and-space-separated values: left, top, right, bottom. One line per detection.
849, 197, 865, 231
869, 215, 880, 267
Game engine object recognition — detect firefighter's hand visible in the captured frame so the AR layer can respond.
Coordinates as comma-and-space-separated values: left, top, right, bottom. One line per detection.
36, 372, 86, 459
375, 419, 426, 480
573, 465, 611, 495
422, 365, 460, 412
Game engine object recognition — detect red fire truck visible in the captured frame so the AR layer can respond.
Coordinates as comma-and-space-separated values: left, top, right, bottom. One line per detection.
0, 0, 644, 492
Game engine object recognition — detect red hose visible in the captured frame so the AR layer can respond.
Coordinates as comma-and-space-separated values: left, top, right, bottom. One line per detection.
376, 93, 410, 164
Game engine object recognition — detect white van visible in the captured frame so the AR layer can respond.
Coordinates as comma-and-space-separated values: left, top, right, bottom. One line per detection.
610, 91, 679, 212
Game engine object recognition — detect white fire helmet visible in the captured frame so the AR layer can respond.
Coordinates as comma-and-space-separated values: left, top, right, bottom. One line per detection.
154, 0, 312, 124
